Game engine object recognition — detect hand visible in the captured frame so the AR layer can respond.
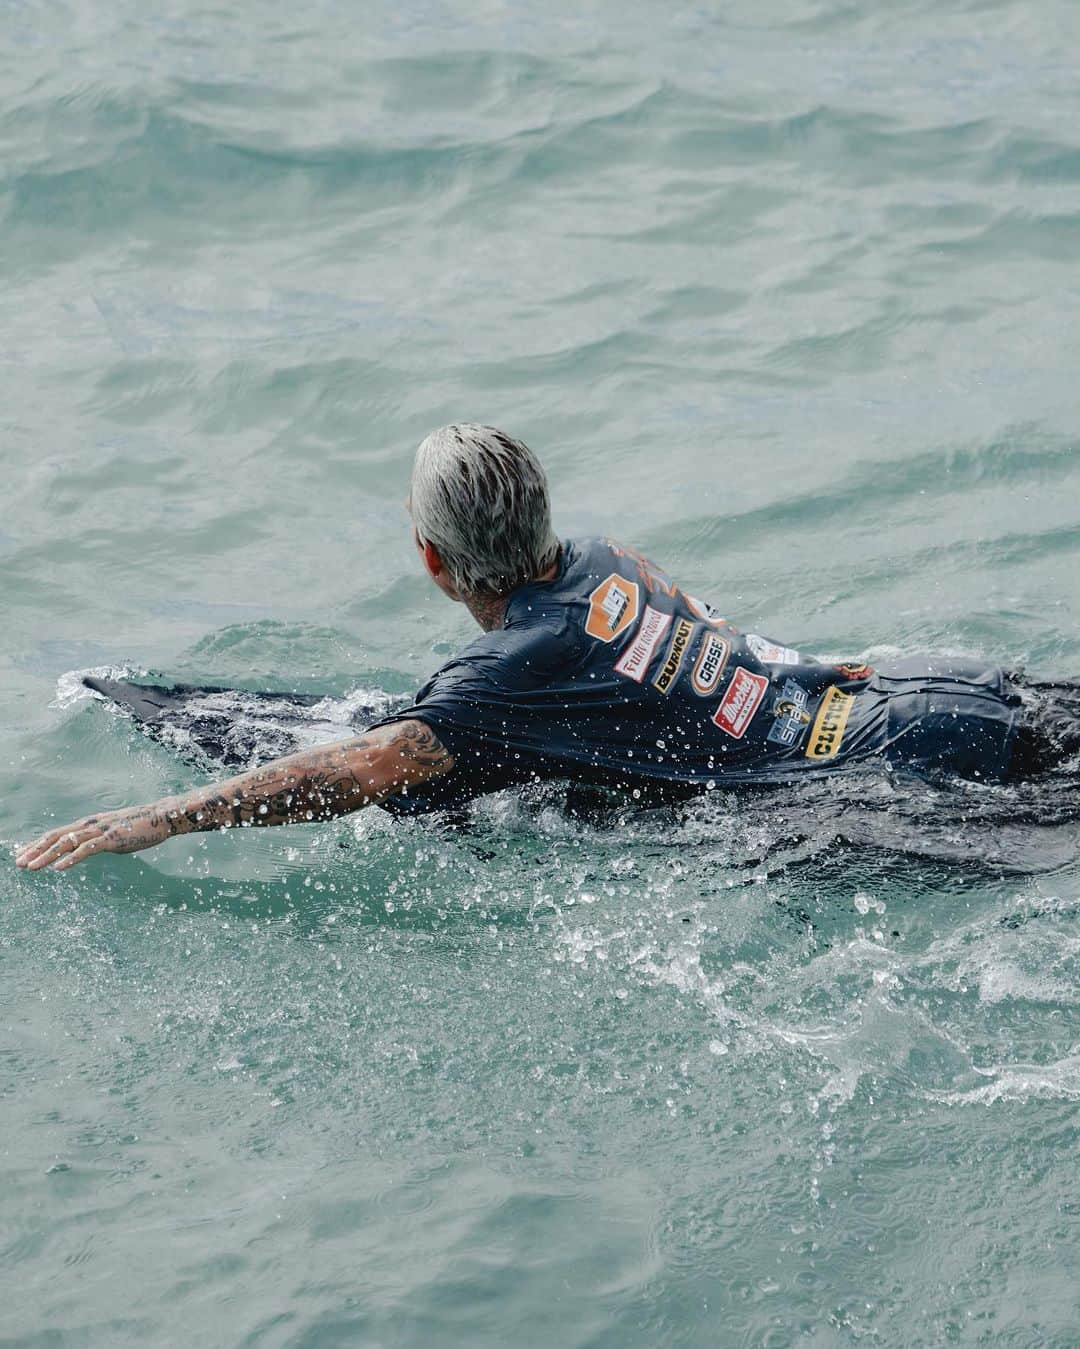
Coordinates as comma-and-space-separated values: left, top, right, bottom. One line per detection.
15, 803, 176, 872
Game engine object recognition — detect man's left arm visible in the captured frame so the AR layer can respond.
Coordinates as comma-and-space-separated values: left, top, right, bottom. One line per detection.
14, 719, 453, 872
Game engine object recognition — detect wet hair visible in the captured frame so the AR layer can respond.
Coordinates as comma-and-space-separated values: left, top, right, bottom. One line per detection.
410, 424, 560, 596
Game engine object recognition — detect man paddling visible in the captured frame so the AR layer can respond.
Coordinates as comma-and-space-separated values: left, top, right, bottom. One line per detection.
15, 424, 1080, 872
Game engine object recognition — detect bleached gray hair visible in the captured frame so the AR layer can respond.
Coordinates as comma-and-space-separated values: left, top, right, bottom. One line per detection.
410, 424, 560, 596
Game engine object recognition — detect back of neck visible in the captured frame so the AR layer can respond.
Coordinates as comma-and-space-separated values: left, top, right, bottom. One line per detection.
467, 592, 507, 632
465, 552, 561, 632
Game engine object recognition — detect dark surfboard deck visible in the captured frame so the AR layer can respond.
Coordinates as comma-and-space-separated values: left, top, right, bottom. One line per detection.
82, 676, 405, 771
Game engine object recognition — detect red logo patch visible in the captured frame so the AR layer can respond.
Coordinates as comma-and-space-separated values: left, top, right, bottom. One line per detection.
712, 666, 769, 739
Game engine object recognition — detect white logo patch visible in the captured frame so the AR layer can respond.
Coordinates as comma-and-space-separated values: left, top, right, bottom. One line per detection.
614, 606, 672, 683
746, 633, 800, 666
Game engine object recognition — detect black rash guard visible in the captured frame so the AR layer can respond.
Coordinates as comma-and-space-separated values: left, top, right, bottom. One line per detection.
373, 537, 1023, 814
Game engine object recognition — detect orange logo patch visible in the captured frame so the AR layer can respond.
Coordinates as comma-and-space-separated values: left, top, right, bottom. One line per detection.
585, 573, 639, 643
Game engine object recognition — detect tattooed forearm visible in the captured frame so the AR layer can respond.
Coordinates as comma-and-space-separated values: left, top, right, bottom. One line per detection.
165, 719, 455, 835
15, 720, 455, 872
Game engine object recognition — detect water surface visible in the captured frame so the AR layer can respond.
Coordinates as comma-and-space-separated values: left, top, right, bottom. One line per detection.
3, 1, 1080, 1343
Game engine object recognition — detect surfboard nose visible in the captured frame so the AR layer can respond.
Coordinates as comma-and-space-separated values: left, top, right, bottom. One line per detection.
82, 676, 172, 722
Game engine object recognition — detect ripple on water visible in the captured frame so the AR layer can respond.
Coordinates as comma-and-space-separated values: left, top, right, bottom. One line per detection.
4, 2, 1080, 1341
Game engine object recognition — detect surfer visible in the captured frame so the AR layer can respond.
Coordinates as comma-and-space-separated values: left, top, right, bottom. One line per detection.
15, 424, 1080, 872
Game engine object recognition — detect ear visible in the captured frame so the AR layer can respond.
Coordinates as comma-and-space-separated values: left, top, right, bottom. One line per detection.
420, 538, 462, 600
421, 538, 443, 578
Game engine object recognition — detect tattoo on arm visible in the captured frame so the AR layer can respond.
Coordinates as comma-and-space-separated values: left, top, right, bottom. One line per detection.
166, 720, 454, 835
390, 719, 454, 770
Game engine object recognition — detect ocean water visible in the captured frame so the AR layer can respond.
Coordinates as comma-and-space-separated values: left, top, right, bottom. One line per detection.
3, 1, 1080, 1343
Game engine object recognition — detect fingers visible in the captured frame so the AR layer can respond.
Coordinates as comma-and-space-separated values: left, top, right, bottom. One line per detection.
22, 828, 94, 871
15, 825, 72, 868
54, 835, 106, 871
16, 824, 102, 871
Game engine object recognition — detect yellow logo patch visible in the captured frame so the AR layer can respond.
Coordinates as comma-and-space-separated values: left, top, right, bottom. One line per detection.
653, 618, 694, 694
805, 686, 855, 760
585, 573, 640, 643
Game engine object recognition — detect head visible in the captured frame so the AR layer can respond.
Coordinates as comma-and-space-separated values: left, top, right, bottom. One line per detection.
408, 424, 559, 602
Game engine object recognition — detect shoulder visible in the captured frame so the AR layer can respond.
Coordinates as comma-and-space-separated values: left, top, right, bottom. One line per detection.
418, 538, 648, 701
455, 618, 576, 691
508, 537, 630, 620
409, 625, 549, 704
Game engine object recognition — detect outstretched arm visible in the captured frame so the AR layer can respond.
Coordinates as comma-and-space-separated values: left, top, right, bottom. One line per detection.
14, 719, 454, 873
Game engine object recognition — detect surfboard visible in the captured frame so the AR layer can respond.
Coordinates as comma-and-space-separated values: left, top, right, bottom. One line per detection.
82, 676, 406, 771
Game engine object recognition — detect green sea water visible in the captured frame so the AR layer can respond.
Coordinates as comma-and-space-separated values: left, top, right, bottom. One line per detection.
4, 1, 1080, 1343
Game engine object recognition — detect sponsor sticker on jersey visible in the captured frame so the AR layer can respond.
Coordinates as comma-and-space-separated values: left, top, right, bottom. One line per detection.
805, 685, 855, 759
712, 666, 769, 739
653, 618, 694, 694
691, 630, 730, 696
833, 661, 874, 681
684, 593, 726, 624
767, 679, 812, 747
614, 605, 672, 683
746, 633, 801, 666
585, 573, 639, 643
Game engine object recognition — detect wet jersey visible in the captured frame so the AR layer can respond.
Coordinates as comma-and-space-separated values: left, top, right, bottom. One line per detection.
373, 537, 1022, 813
